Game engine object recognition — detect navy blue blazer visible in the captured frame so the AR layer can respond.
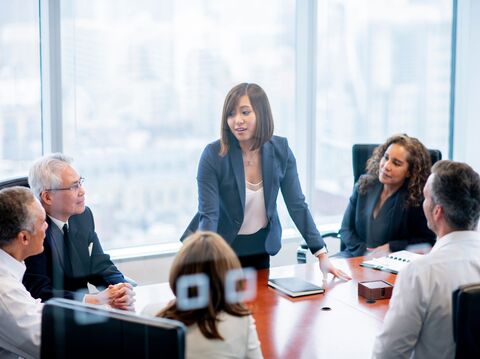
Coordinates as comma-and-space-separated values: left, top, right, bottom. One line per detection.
182, 135, 325, 255
23, 206, 125, 302
339, 178, 435, 257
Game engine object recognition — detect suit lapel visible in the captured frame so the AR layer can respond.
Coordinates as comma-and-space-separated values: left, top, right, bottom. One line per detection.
67, 223, 89, 277
47, 218, 67, 270
261, 141, 274, 216
387, 182, 408, 238
369, 182, 383, 217
230, 143, 246, 211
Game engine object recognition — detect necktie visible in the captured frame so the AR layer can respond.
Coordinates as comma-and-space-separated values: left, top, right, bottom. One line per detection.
62, 224, 73, 275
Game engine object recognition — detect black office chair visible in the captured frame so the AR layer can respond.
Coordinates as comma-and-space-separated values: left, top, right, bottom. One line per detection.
41, 298, 186, 359
296, 144, 442, 263
0, 176, 29, 190
452, 283, 480, 358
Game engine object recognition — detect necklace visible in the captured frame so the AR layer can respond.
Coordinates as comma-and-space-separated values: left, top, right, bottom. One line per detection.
242, 150, 258, 167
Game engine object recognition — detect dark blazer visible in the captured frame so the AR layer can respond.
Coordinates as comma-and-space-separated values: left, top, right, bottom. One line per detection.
23, 206, 125, 302
339, 178, 435, 257
182, 135, 325, 255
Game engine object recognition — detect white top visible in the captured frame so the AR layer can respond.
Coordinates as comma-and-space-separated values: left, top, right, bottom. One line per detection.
237, 181, 327, 256
141, 305, 262, 359
372, 231, 480, 359
0, 249, 43, 359
238, 181, 268, 235
186, 312, 263, 359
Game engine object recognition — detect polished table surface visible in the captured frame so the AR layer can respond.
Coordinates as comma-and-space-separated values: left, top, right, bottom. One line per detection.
135, 256, 397, 359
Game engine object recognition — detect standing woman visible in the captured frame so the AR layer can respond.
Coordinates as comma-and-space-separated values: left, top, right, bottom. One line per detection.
183, 83, 350, 279
339, 134, 436, 258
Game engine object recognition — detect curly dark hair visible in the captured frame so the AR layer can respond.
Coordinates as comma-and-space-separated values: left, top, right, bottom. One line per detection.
358, 134, 431, 207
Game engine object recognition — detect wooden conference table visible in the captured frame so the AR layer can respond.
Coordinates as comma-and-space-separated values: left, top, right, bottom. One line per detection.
135, 256, 397, 359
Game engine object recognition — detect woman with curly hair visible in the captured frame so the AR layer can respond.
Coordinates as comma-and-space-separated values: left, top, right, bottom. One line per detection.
339, 134, 436, 258
155, 231, 263, 359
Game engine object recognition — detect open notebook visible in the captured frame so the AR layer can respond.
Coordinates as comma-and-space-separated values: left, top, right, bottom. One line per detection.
360, 250, 423, 274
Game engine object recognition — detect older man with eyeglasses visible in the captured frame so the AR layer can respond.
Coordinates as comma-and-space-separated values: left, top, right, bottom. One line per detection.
23, 153, 135, 311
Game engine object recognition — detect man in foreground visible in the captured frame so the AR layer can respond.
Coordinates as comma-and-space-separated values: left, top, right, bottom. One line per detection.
0, 187, 47, 358
373, 160, 480, 358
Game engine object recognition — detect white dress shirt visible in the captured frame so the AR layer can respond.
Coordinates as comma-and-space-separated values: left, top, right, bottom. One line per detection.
372, 231, 480, 359
0, 249, 43, 359
48, 215, 67, 233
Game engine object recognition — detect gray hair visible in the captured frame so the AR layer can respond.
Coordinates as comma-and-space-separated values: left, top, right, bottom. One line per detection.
430, 160, 480, 231
0, 187, 37, 247
29, 153, 74, 200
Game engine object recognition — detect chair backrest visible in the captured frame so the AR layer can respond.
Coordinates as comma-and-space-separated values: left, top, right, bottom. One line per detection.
352, 144, 442, 184
452, 283, 480, 358
41, 298, 186, 359
0, 176, 29, 190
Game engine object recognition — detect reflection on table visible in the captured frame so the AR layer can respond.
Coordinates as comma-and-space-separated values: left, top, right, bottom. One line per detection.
135, 256, 397, 359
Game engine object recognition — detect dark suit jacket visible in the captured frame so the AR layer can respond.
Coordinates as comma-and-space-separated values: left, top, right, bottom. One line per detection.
339, 178, 435, 257
182, 135, 325, 255
23, 206, 125, 302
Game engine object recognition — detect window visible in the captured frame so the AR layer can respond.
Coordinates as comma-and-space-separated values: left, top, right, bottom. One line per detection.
0, 1, 42, 178
1, 0, 456, 252
312, 0, 453, 226
60, 0, 296, 249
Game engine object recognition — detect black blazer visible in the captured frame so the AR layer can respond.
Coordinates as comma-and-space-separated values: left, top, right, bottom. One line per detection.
182, 135, 325, 255
23, 207, 125, 301
339, 179, 435, 257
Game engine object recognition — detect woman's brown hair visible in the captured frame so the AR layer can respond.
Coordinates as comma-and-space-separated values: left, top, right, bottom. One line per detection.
219, 83, 274, 156
358, 134, 432, 207
157, 231, 250, 340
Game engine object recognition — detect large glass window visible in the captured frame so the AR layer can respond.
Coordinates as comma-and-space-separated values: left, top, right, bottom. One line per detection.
1, 0, 455, 252
312, 0, 453, 226
60, 0, 296, 249
0, 1, 42, 177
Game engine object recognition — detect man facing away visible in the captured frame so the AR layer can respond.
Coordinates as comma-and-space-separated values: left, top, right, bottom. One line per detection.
23, 153, 135, 310
373, 160, 480, 358
0, 187, 47, 359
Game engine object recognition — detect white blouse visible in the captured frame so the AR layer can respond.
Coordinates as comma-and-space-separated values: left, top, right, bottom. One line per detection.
238, 181, 268, 235
141, 305, 263, 359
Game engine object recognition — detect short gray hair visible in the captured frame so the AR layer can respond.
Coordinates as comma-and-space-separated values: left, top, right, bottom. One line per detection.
29, 153, 74, 200
0, 187, 37, 247
431, 160, 480, 231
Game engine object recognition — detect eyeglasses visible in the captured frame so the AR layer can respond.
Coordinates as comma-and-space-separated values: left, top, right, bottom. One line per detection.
45, 177, 85, 192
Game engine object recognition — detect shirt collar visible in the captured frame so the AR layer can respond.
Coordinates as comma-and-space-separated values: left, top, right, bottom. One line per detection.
48, 215, 67, 233
0, 248, 26, 281
430, 230, 479, 253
